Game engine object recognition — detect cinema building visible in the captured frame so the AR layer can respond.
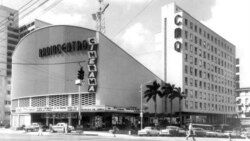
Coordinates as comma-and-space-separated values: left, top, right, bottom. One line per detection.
11, 25, 163, 129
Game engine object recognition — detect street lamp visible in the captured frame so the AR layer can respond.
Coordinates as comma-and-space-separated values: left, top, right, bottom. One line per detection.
140, 81, 152, 130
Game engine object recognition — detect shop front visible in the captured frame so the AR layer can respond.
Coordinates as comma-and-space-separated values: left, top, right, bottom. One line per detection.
12, 105, 139, 130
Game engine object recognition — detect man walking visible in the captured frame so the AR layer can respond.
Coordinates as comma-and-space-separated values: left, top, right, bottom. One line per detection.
186, 122, 195, 141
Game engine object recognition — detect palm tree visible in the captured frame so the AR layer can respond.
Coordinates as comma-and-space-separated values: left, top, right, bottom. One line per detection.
161, 83, 175, 116
172, 87, 187, 126
144, 80, 163, 120
168, 86, 179, 125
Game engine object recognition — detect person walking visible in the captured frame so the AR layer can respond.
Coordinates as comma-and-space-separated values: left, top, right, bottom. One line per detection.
112, 125, 118, 137
38, 124, 43, 136
49, 124, 53, 134
186, 122, 195, 141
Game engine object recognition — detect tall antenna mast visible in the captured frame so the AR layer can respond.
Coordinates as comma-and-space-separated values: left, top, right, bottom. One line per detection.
92, 0, 109, 33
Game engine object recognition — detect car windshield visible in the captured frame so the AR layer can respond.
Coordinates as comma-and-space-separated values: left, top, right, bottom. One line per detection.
167, 126, 178, 129
144, 127, 152, 130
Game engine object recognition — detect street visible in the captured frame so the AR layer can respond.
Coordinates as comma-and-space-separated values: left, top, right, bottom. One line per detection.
0, 133, 249, 141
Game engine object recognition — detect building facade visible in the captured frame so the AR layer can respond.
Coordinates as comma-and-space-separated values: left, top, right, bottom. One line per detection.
0, 5, 19, 125
236, 88, 250, 127
160, 3, 237, 125
11, 25, 163, 129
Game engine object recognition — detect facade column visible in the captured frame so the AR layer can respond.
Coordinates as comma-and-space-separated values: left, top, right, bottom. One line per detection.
45, 113, 49, 126
68, 113, 72, 125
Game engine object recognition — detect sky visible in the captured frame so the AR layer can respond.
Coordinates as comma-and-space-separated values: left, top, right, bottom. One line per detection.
2, 0, 250, 87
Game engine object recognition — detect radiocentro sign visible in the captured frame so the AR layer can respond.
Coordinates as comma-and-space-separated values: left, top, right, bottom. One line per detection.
38, 37, 98, 93
39, 40, 90, 57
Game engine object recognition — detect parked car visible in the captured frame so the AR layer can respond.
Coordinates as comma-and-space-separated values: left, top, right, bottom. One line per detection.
206, 130, 218, 137
215, 130, 228, 138
24, 123, 45, 132
51, 123, 74, 133
178, 127, 187, 136
192, 128, 206, 137
138, 126, 160, 136
224, 130, 238, 138
160, 126, 179, 136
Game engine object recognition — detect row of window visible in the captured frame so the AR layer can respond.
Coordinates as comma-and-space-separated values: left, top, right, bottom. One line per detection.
183, 18, 233, 54
184, 78, 234, 95
184, 42, 235, 72
184, 54, 235, 81
184, 65, 234, 88
184, 100, 235, 112
184, 88, 233, 103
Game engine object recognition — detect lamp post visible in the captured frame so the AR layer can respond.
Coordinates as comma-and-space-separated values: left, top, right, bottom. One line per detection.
75, 79, 83, 126
140, 81, 152, 130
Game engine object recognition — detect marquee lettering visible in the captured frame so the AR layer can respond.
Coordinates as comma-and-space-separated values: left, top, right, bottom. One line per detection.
39, 40, 90, 57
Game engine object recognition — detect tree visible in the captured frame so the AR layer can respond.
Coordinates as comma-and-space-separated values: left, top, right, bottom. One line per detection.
172, 87, 187, 126
144, 80, 163, 120
168, 86, 179, 125
161, 83, 175, 117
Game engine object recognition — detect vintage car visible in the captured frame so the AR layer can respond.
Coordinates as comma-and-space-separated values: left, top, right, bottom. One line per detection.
138, 126, 160, 136
178, 127, 187, 136
159, 126, 179, 136
24, 122, 46, 132
206, 130, 218, 137
192, 128, 206, 137
51, 123, 74, 133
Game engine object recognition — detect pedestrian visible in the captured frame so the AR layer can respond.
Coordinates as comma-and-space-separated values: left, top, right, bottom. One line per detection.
186, 122, 195, 141
38, 124, 43, 136
228, 132, 232, 141
113, 125, 118, 137
49, 124, 53, 134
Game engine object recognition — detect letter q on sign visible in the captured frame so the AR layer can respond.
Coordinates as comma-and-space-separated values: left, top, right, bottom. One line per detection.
88, 37, 96, 45
174, 41, 182, 52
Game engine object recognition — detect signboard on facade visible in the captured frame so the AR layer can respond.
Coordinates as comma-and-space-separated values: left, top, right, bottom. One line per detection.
15, 105, 139, 114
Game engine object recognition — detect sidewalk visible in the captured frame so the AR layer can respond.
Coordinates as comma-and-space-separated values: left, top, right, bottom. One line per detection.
0, 128, 133, 137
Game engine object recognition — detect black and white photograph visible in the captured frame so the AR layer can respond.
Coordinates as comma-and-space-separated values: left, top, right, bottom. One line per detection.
0, 0, 249, 141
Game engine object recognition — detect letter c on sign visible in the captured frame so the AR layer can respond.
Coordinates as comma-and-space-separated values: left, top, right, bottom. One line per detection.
175, 15, 182, 26
174, 41, 182, 52
88, 38, 96, 44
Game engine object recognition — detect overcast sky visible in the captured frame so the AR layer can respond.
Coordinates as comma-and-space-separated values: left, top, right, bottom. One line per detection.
2, 0, 250, 87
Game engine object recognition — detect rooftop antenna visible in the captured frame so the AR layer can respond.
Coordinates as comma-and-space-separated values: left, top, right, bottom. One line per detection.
92, 0, 109, 33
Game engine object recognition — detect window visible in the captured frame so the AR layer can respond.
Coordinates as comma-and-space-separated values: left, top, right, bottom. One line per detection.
185, 30, 188, 39
194, 58, 197, 65
185, 42, 188, 50
185, 77, 188, 85
185, 19, 188, 26
194, 47, 197, 55
190, 33, 193, 42
190, 44, 193, 53
185, 54, 188, 62
190, 78, 193, 86
190, 22, 193, 30
185, 65, 188, 74
199, 70, 202, 78
190, 66, 193, 75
